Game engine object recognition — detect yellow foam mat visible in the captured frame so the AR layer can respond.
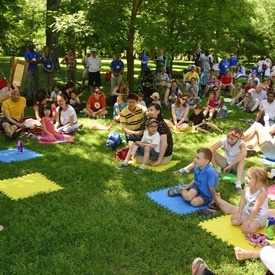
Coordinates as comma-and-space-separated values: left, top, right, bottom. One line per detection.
0, 173, 63, 200
199, 215, 275, 250
132, 160, 180, 172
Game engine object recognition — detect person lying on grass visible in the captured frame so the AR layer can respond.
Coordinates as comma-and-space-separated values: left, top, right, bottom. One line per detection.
213, 166, 269, 234
168, 148, 218, 206
116, 118, 160, 174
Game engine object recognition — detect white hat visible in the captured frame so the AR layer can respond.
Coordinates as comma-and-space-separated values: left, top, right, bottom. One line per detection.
150, 92, 160, 100
86, 49, 91, 54
91, 48, 96, 52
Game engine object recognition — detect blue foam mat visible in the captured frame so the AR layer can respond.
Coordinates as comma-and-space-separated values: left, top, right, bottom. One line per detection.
146, 184, 208, 215
262, 156, 275, 166
0, 148, 43, 163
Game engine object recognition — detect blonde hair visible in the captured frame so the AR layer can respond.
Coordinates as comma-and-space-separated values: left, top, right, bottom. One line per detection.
247, 166, 268, 190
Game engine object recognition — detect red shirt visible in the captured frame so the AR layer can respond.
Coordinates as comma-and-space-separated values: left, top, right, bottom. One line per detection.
220, 75, 233, 85
87, 93, 106, 111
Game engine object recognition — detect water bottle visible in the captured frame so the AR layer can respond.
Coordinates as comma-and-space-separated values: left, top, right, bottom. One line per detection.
17, 140, 23, 152
266, 217, 275, 240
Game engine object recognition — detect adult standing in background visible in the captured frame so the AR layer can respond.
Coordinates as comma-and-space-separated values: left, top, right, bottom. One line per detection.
40, 46, 54, 97
80, 49, 91, 91
228, 53, 238, 75
140, 50, 149, 70
24, 42, 41, 105
154, 50, 166, 75
61, 49, 77, 86
193, 48, 201, 75
87, 48, 102, 92
164, 50, 172, 79
110, 52, 124, 95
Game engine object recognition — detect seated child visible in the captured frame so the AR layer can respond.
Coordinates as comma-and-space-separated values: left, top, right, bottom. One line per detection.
113, 94, 128, 122
69, 91, 86, 114
168, 90, 177, 106
150, 92, 161, 106
189, 104, 223, 133
203, 90, 218, 121
168, 148, 218, 206
116, 118, 160, 174
51, 84, 62, 102
138, 92, 147, 110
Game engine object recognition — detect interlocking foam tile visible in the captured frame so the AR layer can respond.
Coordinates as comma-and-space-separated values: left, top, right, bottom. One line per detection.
199, 215, 275, 250
220, 170, 247, 184
268, 185, 275, 200
132, 160, 180, 172
0, 173, 63, 200
0, 148, 42, 163
91, 125, 112, 130
146, 184, 208, 215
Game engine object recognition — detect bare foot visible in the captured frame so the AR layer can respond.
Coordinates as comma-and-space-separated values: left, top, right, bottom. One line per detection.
235, 247, 260, 261
214, 192, 238, 214
247, 144, 254, 149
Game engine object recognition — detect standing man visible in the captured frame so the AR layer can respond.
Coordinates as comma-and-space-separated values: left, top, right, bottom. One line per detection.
0, 86, 26, 140
80, 49, 91, 90
110, 52, 124, 94
87, 48, 102, 92
219, 54, 230, 78
164, 50, 172, 79
24, 42, 40, 104
228, 53, 238, 75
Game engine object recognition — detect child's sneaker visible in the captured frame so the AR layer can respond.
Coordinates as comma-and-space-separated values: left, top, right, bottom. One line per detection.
134, 167, 144, 174
116, 162, 129, 169
178, 167, 189, 174
192, 257, 214, 275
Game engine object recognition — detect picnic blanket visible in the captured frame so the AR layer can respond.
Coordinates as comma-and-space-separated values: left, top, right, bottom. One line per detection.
37, 135, 74, 144
132, 160, 180, 172
146, 184, 208, 215
220, 170, 247, 184
267, 185, 275, 200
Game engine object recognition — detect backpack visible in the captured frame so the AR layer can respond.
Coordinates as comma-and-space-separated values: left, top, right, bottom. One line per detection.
216, 106, 228, 119
262, 62, 267, 70
106, 131, 122, 149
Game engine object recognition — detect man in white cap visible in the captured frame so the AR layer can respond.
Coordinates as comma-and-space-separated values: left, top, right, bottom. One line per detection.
80, 49, 91, 90
87, 48, 102, 92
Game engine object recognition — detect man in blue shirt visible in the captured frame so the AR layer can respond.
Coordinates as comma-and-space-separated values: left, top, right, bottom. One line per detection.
110, 52, 124, 94
229, 53, 238, 75
219, 55, 230, 78
24, 42, 41, 103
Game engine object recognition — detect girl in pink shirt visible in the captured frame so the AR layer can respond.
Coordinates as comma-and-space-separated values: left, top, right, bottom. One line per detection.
203, 91, 218, 121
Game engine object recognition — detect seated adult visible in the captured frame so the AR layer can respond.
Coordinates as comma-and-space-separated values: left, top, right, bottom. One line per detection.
0, 86, 26, 140
165, 92, 189, 132
83, 87, 108, 118
134, 103, 173, 165
155, 67, 170, 93
242, 84, 267, 112
248, 72, 260, 85
183, 65, 199, 84
219, 70, 234, 97
234, 63, 247, 80
61, 81, 74, 102
120, 93, 145, 141
55, 94, 78, 134
111, 79, 129, 105
255, 91, 275, 125
33, 93, 48, 121
164, 81, 182, 108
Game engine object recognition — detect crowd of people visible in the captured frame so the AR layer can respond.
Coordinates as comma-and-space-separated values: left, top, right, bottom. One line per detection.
0, 43, 275, 273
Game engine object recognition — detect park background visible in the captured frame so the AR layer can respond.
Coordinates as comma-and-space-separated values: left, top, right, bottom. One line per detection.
0, 0, 275, 274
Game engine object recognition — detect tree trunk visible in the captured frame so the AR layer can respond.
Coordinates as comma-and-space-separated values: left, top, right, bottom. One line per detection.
126, 0, 142, 92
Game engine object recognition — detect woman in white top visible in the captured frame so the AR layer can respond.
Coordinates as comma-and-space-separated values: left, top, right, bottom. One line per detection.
55, 94, 78, 134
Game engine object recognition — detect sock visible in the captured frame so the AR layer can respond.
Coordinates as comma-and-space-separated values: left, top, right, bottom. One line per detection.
235, 182, 242, 189
140, 164, 145, 170
179, 167, 189, 173
123, 160, 128, 165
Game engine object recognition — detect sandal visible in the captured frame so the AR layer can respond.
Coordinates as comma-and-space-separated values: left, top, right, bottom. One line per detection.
209, 202, 220, 210
245, 233, 266, 242
197, 209, 217, 217
247, 234, 270, 248
168, 187, 181, 197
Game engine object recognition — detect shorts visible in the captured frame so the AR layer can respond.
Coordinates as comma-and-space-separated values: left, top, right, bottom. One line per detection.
243, 211, 266, 227
0, 117, 18, 130
88, 71, 101, 87
66, 70, 76, 82
226, 160, 237, 174
187, 183, 211, 206
137, 146, 159, 161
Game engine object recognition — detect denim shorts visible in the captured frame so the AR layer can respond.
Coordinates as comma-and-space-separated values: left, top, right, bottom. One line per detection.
187, 183, 211, 206
137, 146, 159, 161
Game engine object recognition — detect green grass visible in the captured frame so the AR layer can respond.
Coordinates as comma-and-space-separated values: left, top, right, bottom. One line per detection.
0, 57, 274, 274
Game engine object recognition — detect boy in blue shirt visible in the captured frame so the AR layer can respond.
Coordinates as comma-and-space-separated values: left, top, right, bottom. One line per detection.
168, 148, 218, 206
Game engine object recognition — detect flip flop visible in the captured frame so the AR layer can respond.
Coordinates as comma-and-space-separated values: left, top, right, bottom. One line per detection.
197, 209, 217, 217
12, 128, 22, 139
168, 187, 181, 197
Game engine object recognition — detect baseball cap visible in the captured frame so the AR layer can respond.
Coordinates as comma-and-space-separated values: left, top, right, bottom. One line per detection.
150, 92, 160, 99
91, 48, 96, 52
86, 49, 91, 54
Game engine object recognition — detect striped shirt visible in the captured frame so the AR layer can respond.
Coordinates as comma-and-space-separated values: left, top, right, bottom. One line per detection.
120, 105, 145, 130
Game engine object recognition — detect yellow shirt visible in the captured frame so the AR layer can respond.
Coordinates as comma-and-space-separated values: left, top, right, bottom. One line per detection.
185, 71, 199, 82
1, 97, 26, 122
120, 105, 145, 131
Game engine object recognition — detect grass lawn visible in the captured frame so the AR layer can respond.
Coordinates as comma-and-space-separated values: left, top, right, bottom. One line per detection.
0, 57, 274, 274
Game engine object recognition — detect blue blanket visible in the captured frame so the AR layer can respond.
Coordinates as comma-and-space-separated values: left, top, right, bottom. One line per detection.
146, 184, 208, 215
0, 148, 42, 163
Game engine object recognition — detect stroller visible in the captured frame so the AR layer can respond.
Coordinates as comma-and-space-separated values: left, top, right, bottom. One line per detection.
138, 68, 157, 99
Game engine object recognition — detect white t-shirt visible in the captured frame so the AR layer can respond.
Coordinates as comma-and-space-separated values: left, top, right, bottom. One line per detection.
56, 105, 77, 125
259, 99, 275, 119
51, 91, 62, 101
141, 130, 160, 153
87, 56, 102, 72
221, 137, 245, 164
